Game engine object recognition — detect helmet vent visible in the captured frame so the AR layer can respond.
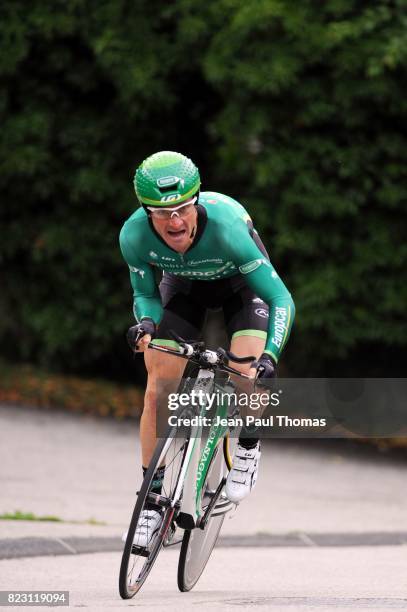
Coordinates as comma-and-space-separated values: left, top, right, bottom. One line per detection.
157, 176, 180, 192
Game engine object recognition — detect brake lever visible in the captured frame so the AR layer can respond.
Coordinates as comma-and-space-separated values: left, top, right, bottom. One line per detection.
130, 330, 146, 353
134, 333, 142, 351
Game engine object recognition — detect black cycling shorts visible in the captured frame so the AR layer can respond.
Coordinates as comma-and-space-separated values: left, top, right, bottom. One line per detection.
153, 272, 269, 347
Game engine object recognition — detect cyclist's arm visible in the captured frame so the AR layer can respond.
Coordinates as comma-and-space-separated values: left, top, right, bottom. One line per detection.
119, 231, 163, 325
228, 218, 295, 364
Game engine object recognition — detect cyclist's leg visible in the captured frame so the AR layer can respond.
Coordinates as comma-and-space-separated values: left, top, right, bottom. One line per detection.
226, 227, 270, 372
224, 282, 268, 375
142, 349, 186, 466
229, 334, 265, 376
122, 291, 201, 552
229, 333, 265, 443
141, 273, 206, 467
223, 282, 269, 427
222, 283, 268, 501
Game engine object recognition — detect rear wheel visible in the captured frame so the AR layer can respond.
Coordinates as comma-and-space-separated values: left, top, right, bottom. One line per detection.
177, 434, 234, 592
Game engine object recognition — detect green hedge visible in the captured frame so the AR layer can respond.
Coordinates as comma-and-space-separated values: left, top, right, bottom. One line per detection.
1, 1, 406, 377
0, 360, 143, 418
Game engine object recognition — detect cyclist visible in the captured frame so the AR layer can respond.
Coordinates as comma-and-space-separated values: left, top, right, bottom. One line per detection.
120, 151, 295, 546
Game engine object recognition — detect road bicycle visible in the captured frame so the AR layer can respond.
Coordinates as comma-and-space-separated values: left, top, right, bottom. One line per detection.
119, 334, 254, 598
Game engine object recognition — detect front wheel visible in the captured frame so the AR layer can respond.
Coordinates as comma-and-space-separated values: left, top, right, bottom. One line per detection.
119, 426, 189, 598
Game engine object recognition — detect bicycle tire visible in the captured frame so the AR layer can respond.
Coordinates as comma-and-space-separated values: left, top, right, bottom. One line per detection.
119, 361, 200, 598
119, 424, 189, 598
177, 435, 232, 592
223, 433, 232, 470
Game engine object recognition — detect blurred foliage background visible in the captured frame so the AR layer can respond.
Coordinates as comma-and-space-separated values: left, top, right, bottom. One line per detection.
1, 0, 406, 383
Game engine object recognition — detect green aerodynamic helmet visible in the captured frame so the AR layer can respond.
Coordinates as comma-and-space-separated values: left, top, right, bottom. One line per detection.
134, 151, 201, 207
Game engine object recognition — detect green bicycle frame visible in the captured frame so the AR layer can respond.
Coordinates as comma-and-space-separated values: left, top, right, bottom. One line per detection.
194, 381, 230, 512
176, 369, 234, 525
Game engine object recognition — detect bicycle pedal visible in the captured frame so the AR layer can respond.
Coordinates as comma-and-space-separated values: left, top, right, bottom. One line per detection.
131, 545, 149, 558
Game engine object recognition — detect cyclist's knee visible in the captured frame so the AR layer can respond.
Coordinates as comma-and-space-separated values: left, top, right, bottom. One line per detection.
144, 349, 186, 411
144, 348, 185, 379
230, 335, 265, 375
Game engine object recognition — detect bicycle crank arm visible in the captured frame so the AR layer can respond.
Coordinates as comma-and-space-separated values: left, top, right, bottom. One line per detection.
146, 491, 180, 510
197, 477, 226, 529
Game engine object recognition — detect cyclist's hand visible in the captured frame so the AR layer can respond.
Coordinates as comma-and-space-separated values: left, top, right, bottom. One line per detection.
136, 333, 152, 352
255, 353, 276, 386
126, 319, 156, 353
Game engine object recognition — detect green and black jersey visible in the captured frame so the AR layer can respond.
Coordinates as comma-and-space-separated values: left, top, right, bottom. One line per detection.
120, 191, 295, 363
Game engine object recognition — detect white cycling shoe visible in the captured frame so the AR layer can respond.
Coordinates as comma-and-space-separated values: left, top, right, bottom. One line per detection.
225, 442, 261, 504
122, 509, 161, 548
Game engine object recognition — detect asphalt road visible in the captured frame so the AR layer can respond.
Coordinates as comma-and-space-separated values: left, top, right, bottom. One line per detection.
1, 547, 407, 611
0, 404, 406, 611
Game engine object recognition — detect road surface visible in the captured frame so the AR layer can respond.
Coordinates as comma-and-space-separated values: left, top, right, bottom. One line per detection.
0, 403, 406, 611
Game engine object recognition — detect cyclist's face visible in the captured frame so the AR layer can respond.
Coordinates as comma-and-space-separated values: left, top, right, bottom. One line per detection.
150, 200, 198, 253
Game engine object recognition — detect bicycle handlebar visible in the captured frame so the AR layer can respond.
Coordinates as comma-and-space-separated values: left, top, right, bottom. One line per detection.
224, 349, 255, 364
143, 331, 255, 380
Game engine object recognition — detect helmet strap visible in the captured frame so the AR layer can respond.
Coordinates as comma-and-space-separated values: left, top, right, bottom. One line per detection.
189, 190, 199, 239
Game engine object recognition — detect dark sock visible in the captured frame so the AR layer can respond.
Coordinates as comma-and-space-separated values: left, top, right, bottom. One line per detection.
238, 437, 259, 450
143, 465, 165, 510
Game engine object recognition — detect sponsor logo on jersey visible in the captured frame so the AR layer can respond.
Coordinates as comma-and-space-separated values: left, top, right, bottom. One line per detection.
239, 258, 267, 275
177, 262, 236, 278
149, 251, 158, 259
255, 308, 268, 319
156, 263, 183, 269
129, 265, 145, 279
188, 258, 223, 266
271, 307, 288, 348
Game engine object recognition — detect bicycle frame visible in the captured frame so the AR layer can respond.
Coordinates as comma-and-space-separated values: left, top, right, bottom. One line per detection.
149, 343, 248, 530
152, 367, 232, 529
179, 369, 233, 528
